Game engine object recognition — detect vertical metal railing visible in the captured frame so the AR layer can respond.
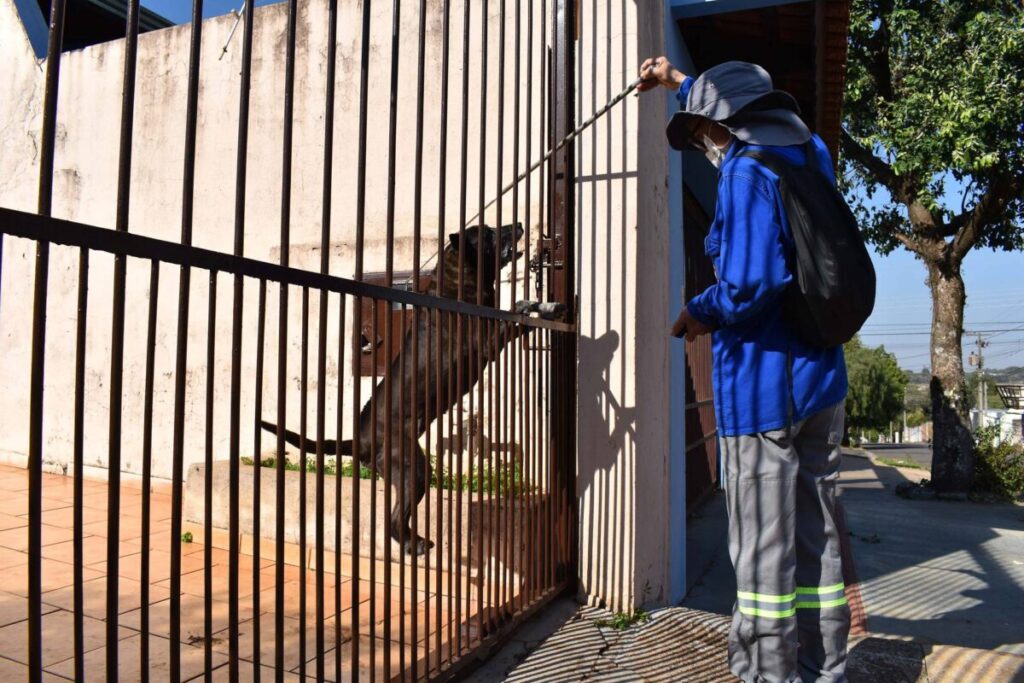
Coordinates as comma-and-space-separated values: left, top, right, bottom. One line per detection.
104, 2, 140, 678
169, 0, 204, 673
6, 0, 583, 679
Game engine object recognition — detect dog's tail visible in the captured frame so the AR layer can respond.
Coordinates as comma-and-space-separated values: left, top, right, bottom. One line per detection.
259, 420, 353, 456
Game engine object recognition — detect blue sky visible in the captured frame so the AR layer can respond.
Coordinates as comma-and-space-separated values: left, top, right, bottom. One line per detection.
143, 0, 280, 23
140, 1, 1023, 371
862, 247, 1024, 371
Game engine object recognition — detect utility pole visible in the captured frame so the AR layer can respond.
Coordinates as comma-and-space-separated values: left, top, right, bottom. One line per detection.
968, 332, 990, 420
902, 385, 908, 439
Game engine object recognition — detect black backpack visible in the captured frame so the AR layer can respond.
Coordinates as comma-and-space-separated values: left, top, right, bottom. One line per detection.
738, 142, 876, 348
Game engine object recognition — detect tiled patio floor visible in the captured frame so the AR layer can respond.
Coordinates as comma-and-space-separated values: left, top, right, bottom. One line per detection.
0, 464, 489, 681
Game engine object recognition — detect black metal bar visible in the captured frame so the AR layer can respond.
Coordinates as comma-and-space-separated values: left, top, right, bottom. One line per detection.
383, 0, 404, 673
411, 0, 428, 667
72, 247, 88, 683
228, 0, 257, 675
29, 3, 66, 679
311, 281, 324, 676
475, 318, 485, 642
382, 300, 396, 677
552, 0, 576, 592
204, 273, 217, 676
170, 0, 203, 678
350, 3, 372, 676
502, 320, 511, 623
476, 0, 488, 307
397, 304, 408, 678
139, 260, 159, 682
274, 275, 288, 680
106, 3, 141, 676
370, 297, 381, 680
488, 319, 498, 631
334, 294, 347, 683
512, 0, 521, 308
453, 311, 463, 658
545, 330, 553, 590
251, 278, 267, 683
457, 0, 471, 303
414, 303, 425, 681
436, 0, 451, 299
299, 286, 309, 680
524, 0, 534, 303
496, 0, 506, 313
435, 309, 446, 671
273, 0, 297, 675
0, 209, 574, 332
315, 0, 338, 674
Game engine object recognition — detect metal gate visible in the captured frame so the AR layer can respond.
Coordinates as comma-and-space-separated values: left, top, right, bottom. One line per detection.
1, 0, 576, 679
682, 186, 719, 511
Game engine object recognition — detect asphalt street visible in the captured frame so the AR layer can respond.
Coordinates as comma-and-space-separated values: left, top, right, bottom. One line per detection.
862, 442, 933, 469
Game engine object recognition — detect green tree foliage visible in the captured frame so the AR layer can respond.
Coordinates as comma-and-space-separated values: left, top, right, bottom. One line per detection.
841, 0, 1024, 492
844, 337, 909, 439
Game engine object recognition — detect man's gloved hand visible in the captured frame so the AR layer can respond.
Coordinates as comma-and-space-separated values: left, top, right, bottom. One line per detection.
638, 56, 687, 92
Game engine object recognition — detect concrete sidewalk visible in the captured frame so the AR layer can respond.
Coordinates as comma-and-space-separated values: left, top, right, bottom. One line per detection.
467, 452, 1024, 682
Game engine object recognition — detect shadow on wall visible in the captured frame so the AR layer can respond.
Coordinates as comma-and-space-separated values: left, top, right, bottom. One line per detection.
577, 330, 638, 607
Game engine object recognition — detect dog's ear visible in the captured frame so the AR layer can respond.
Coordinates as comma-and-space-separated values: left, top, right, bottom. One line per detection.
448, 233, 461, 251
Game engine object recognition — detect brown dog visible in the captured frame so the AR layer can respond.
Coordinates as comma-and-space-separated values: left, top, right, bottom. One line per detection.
263, 223, 562, 555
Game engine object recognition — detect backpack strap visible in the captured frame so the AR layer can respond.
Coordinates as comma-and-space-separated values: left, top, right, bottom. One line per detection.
735, 148, 792, 179
736, 139, 818, 178
803, 139, 816, 168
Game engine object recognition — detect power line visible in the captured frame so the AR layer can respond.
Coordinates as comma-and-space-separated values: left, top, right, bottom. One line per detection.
860, 329, 1024, 336
861, 321, 1024, 328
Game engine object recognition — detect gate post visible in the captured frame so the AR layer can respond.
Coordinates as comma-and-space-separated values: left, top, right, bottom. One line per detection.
550, 0, 578, 590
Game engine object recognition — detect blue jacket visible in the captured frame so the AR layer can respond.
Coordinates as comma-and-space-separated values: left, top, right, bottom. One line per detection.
682, 116, 848, 436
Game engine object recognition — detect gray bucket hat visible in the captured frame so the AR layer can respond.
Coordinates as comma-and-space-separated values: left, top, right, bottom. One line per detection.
666, 61, 810, 151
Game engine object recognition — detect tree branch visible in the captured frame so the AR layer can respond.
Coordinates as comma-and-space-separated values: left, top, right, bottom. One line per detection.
951, 175, 1024, 260
841, 129, 949, 236
872, 13, 895, 103
841, 128, 906, 200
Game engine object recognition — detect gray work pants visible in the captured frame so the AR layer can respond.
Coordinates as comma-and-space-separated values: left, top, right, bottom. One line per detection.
720, 401, 850, 683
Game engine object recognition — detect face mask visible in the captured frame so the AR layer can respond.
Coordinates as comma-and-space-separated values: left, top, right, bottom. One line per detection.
701, 133, 727, 168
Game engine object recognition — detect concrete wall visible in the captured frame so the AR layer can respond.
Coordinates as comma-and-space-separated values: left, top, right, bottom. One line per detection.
0, 0, 548, 482
574, 0, 689, 611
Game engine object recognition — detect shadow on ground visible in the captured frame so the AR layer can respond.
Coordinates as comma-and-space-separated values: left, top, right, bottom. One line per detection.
841, 453, 1024, 654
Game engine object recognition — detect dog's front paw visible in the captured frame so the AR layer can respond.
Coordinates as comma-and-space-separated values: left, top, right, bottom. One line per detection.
405, 536, 435, 556
536, 302, 566, 320
516, 300, 567, 320
515, 299, 536, 315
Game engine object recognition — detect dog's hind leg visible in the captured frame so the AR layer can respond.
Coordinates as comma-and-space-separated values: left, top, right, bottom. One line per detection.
388, 440, 433, 556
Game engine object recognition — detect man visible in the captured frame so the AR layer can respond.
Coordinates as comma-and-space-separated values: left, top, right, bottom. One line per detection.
638, 58, 851, 682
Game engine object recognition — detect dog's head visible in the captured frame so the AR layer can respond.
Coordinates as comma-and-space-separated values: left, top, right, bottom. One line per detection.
448, 222, 525, 281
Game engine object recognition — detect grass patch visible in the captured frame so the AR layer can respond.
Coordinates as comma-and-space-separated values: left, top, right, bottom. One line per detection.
428, 452, 530, 495
595, 609, 651, 630
240, 455, 374, 479
877, 457, 924, 470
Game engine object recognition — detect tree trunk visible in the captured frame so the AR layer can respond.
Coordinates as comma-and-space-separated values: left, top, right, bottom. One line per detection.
926, 258, 974, 494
